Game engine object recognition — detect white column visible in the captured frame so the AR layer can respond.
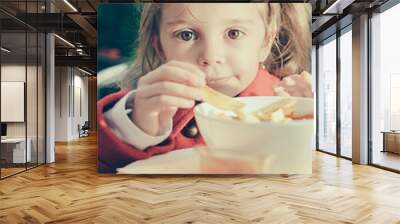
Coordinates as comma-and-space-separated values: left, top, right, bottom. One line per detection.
46, 1, 55, 163
352, 14, 369, 164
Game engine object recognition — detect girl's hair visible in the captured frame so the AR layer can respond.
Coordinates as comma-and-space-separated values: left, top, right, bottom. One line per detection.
122, 3, 311, 88
266, 4, 311, 79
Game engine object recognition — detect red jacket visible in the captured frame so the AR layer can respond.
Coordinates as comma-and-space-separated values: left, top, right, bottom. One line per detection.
98, 68, 280, 173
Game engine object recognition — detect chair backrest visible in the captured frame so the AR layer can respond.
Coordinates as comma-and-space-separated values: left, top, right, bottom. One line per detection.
82, 121, 90, 129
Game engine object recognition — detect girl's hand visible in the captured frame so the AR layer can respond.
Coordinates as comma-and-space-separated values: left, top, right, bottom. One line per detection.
132, 61, 206, 136
273, 71, 313, 98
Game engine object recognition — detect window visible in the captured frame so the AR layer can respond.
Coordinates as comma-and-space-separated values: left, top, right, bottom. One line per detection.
317, 36, 337, 155
340, 28, 352, 158
371, 2, 400, 171
390, 74, 400, 130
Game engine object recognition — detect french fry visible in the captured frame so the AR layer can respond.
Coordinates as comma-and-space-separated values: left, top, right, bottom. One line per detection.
202, 86, 245, 111
288, 113, 314, 120
202, 88, 313, 123
270, 109, 286, 123
254, 99, 296, 121
236, 109, 261, 123
216, 112, 239, 121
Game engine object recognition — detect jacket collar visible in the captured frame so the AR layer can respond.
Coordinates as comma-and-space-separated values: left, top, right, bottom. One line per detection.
238, 68, 279, 97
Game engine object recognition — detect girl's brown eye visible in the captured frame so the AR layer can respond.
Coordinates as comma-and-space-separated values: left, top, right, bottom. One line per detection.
227, 29, 242, 39
178, 30, 196, 41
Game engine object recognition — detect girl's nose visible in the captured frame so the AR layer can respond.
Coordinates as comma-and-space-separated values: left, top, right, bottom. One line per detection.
197, 41, 224, 67
198, 57, 222, 67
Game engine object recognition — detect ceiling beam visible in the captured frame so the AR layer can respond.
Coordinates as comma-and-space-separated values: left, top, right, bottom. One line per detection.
312, 15, 335, 33
67, 13, 97, 46
1, 13, 84, 32
322, 0, 356, 15
55, 55, 96, 71
50, 0, 97, 47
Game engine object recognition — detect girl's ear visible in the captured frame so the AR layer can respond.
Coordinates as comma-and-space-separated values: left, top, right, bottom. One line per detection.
152, 36, 165, 61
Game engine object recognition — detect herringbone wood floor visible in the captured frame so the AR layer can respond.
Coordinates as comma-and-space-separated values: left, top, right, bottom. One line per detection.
1, 134, 400, 223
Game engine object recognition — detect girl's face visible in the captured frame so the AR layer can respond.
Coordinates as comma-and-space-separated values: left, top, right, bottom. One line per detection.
159, 3, 269, 96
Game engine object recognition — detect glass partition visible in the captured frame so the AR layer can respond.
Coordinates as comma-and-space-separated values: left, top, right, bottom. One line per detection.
26, 0, 42, 170
317, 36, 337, 155
0, 1, 46, 179
1, 30, 28, 177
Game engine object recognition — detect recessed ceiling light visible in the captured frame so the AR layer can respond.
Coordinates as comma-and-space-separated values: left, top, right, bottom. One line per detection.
77, 67, 93, 76
323, 0, 355, 15
63, 0, 78, 12
54, 34, 75, 48
1, 47, 11, 53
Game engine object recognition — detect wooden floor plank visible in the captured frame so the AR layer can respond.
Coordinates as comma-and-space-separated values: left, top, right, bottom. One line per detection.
0, 134, 400, 223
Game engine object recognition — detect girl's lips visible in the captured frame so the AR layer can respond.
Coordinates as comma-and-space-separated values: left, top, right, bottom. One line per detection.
207, 76, 234, 84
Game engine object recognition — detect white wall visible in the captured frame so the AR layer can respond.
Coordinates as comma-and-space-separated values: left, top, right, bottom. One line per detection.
1, 65, 26, 81
55, 67, 89, 141
55, 67, 69, 141
74, 70, 89, 139
1, 65, 26, 140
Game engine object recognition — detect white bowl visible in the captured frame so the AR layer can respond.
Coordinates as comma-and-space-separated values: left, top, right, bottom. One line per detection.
194, 96, 314, 174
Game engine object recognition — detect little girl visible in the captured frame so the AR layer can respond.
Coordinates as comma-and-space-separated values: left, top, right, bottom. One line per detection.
98, 3, 312, 173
